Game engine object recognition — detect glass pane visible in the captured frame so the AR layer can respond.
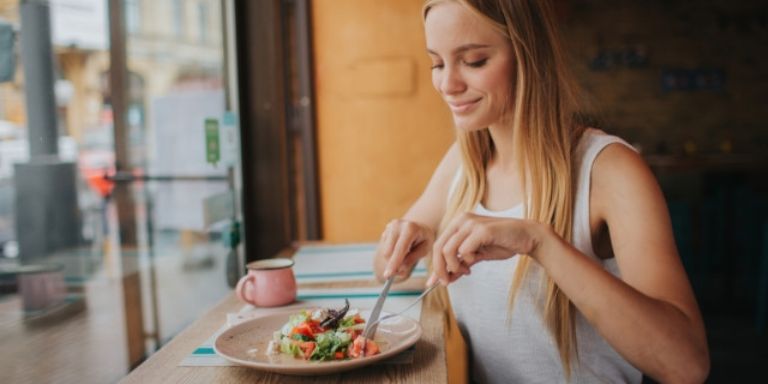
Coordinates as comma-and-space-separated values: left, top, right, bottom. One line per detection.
124, 0, 234, 352
0, 1, 241, 382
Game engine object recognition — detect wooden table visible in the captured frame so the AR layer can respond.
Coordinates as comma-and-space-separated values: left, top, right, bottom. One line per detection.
119, 276, 467, 383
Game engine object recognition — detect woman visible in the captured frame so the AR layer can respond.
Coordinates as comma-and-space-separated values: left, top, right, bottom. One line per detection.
373, 0, 709, 382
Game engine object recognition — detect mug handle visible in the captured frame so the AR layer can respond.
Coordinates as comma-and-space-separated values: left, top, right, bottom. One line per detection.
235, 274, 256, 304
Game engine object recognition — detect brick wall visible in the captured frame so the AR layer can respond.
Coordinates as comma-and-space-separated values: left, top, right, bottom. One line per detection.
562, 0, 768, 155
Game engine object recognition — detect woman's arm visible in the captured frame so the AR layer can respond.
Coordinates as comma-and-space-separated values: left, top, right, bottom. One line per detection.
430, 144, 709, 383
532, 144, 709, 383
373, 142, 461, 281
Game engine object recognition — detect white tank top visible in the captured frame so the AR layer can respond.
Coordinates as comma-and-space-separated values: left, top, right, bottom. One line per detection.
447, 129, 643, 383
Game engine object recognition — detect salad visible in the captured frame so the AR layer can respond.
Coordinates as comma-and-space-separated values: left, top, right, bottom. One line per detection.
266, 299, 380, 361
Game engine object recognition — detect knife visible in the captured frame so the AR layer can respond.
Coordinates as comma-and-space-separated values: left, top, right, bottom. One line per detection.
362, 275, 395, 340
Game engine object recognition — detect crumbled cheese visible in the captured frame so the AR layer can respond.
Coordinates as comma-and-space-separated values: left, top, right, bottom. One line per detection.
280, 322, 293, 336
266, 340, 279, 355
311, 308, 328, 321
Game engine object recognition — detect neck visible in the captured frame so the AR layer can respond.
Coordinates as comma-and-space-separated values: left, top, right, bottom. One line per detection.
487, 119, 519, 171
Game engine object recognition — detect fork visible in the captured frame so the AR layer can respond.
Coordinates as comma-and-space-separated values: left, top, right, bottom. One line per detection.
365, 283, 439, 332
360, 283, 438, 357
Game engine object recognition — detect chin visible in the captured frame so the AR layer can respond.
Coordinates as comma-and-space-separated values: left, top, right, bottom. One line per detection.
452, 115, 490, 132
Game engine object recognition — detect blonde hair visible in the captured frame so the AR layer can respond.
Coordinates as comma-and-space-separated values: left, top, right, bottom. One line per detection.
425, 0, 587, 378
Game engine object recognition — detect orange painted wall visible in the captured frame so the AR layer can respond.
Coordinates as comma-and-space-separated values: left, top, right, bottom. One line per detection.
312, 0, 454, 242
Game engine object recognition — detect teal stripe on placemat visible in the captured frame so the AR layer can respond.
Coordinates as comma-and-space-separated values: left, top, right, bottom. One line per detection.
297, 290, 422, 300
295, 268, 427, 280
294, 244, 377, 255
193, 347, 216, 355
296, 271, 372, 279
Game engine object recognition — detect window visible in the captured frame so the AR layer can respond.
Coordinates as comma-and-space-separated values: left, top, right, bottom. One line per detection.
172, 0, 184, 39
198, 2, 208, 43
126, 0, 140, 35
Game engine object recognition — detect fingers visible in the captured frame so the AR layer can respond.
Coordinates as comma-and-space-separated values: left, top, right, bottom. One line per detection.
440, 223, 471, 275
431, 242, 449, 285
457, 225, 490, 267
395, 238, 430, 278
385, 223, 416, 278
458, 250, 477, 268
431, 220, 457, 284
377, 220, 434, 280
374, 221, 398, 281
432, 213, 475, 284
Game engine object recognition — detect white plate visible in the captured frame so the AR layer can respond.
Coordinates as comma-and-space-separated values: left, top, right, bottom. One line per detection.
213, 308, 422, 375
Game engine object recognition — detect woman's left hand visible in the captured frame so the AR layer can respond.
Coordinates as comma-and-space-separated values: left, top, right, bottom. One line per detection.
428, 212, 549, 285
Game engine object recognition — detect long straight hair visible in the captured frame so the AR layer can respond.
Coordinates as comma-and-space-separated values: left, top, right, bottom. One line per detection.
424, 0, 587, 377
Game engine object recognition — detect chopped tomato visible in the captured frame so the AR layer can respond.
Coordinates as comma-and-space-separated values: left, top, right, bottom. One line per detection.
298, 341, 316, 359
347, 328, 362, 339
309, 320, 325, 334
334, 351, 345, 360
349, 338, 362, 358
292, 322, 318, 338
348, 336, 380, 358
365, 340, 380, 355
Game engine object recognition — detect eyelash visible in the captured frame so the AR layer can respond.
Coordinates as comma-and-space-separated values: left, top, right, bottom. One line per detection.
431, 58, 488, 70
466, 58, 488, 68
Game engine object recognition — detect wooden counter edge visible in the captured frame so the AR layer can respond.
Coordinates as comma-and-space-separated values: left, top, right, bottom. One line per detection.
119, 287, 467, 383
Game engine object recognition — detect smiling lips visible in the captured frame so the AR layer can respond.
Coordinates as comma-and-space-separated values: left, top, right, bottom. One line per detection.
447, 98, 481, 114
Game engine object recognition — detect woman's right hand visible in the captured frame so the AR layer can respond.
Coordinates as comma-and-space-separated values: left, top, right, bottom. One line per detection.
374, 219, 435, 282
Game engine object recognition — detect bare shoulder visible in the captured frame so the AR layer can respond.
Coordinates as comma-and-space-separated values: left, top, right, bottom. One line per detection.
431, 141, 462, 185
592, 142, 651, 183
404, 141, 461, 228
441, 141, 461, 169
590, 142, 664, 221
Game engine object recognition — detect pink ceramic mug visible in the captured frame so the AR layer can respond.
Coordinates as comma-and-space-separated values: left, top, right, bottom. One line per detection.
235, 258, 297, 307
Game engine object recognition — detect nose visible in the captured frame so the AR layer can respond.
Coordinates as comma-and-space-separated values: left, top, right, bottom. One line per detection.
436, 65, 466, 96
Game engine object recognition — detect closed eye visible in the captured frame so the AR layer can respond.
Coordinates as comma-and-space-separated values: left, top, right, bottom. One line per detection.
465, 58, 488, 68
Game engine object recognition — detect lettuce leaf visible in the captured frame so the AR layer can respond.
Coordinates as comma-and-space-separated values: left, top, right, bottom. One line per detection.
310, 331, 352, 360
279, 338, 302, 357
280, 311, 310, 336
339, 316, 357, 329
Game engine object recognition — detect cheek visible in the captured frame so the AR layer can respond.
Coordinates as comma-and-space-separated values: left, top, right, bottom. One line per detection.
476, 68, 514, 118
431, 71, 441, 92
483, 66, 513, 100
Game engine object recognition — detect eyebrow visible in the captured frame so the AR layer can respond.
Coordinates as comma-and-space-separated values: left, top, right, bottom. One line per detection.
427, 43, 491, 56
